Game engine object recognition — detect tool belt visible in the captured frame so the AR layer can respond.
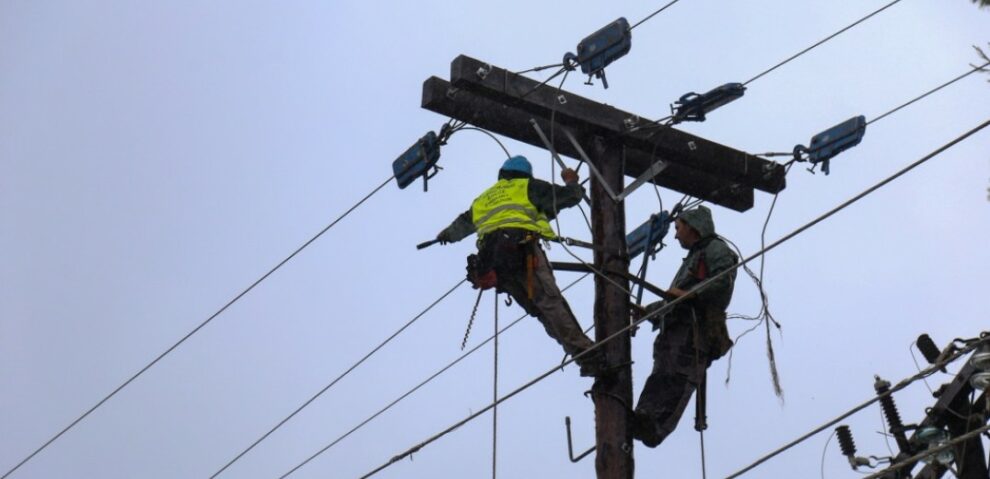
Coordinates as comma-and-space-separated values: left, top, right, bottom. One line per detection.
466, 228, 537, 292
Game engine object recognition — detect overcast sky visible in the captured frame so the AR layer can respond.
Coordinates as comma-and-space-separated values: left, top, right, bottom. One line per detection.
2, 1, 989, 478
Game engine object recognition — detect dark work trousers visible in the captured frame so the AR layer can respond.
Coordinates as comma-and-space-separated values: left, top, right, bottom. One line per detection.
496, 242, 595, 361
635, 317, 711, 444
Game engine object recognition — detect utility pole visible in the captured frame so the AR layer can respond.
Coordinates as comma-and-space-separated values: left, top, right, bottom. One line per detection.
421, 55, 785, 478
588, 136, 634, 478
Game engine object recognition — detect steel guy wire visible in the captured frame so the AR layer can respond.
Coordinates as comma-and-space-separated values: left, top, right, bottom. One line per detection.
723, 334, 990, 479
358, 118, 990, 479
0, 174, 395, 479
277, 274, 592, 478
743, 0, 905, 86
867, 60, 990, 126
209, 278, 467, 478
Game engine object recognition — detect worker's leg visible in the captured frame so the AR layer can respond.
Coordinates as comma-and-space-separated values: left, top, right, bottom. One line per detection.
528, 245, 595, 356
634, 323, 708, 447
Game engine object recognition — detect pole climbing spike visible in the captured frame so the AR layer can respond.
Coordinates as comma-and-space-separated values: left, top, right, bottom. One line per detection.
793, 115, 867, 175
562, 17, 631, 89
670, 82, 746, 124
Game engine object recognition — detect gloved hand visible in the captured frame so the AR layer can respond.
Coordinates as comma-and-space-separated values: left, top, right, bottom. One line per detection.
436, 230, 454, 245
561, 168, 579, 185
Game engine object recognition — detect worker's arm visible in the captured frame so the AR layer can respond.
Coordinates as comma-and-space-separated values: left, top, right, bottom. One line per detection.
437, 210, 475, 243
528, 173, 585, 219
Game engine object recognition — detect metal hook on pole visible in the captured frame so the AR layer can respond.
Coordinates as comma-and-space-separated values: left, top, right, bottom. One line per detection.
564, 416, 596, 463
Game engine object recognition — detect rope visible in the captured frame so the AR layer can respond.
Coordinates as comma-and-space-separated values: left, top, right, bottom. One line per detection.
723, 335, 989, 479
277, 274, 591, 478
492, 294, 499, 479
357, 119, 990, 478
1, 174, 395, 479
211, 278, 467, 478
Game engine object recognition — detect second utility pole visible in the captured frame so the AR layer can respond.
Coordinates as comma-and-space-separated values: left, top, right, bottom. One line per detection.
589, 137, 634, 479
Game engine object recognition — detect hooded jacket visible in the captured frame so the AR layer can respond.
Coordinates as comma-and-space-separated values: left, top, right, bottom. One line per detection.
668, 205, 737, 358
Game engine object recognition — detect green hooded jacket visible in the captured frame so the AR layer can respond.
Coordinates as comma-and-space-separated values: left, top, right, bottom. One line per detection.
667, 205, 738, 358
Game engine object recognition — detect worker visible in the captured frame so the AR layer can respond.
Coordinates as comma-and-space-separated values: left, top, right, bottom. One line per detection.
632, 205, 737, 447
435, 155, 605, 377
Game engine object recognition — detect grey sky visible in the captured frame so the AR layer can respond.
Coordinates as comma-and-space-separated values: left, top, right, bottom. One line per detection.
2, 1, 988, 478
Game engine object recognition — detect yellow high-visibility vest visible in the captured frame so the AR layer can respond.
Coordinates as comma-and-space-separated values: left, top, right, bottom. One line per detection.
471, 179, 556, 240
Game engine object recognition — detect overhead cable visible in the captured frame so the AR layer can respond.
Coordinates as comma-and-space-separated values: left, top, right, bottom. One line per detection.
744, 0, 905, 86
1, 174, 395, 479
867, 60, 990, 126
861, 423, 990, 479
724, 335, 989, 479
209, 278, 467, 478
278, 274, 591, 478
629, 0, 683, 31
357, 118, 990, 479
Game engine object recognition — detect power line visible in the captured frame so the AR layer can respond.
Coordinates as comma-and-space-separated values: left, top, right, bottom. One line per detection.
278, 274, 591, 478
723, 336, 988, 478
0, 175, 394, 479
629, 0, 683, 31
744, 0, 905, 86
867, 60, 990, 126
860, 423, 990, 479
357, 118, 990, 478
209, 278, 467, 478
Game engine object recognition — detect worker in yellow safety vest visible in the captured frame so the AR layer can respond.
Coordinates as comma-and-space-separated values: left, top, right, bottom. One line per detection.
436, 155, 605, 377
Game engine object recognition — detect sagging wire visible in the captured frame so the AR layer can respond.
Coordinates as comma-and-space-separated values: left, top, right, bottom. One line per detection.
358, 121, 990, 479
820, 428, 837, 479
908, 340, 935, 394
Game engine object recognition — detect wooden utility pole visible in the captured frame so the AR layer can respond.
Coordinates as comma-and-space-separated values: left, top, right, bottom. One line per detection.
421, 55, 784, 478
588, 136, 634, 478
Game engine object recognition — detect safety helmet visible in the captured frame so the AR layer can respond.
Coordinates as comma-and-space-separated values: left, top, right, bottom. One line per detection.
500, 155, 532, 176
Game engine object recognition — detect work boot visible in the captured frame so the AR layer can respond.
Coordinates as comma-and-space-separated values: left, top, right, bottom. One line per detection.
632, 411, 664, 448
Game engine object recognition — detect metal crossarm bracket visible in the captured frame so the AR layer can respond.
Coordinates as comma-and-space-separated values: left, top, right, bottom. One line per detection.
558, 127, 621, 201
616, 158, 668, 202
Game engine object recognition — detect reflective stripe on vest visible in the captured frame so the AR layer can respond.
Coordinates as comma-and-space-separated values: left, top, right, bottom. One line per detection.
471, 178, 556, 239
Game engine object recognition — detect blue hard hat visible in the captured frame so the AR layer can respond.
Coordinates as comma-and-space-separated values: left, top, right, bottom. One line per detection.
500, 155, 532, 175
